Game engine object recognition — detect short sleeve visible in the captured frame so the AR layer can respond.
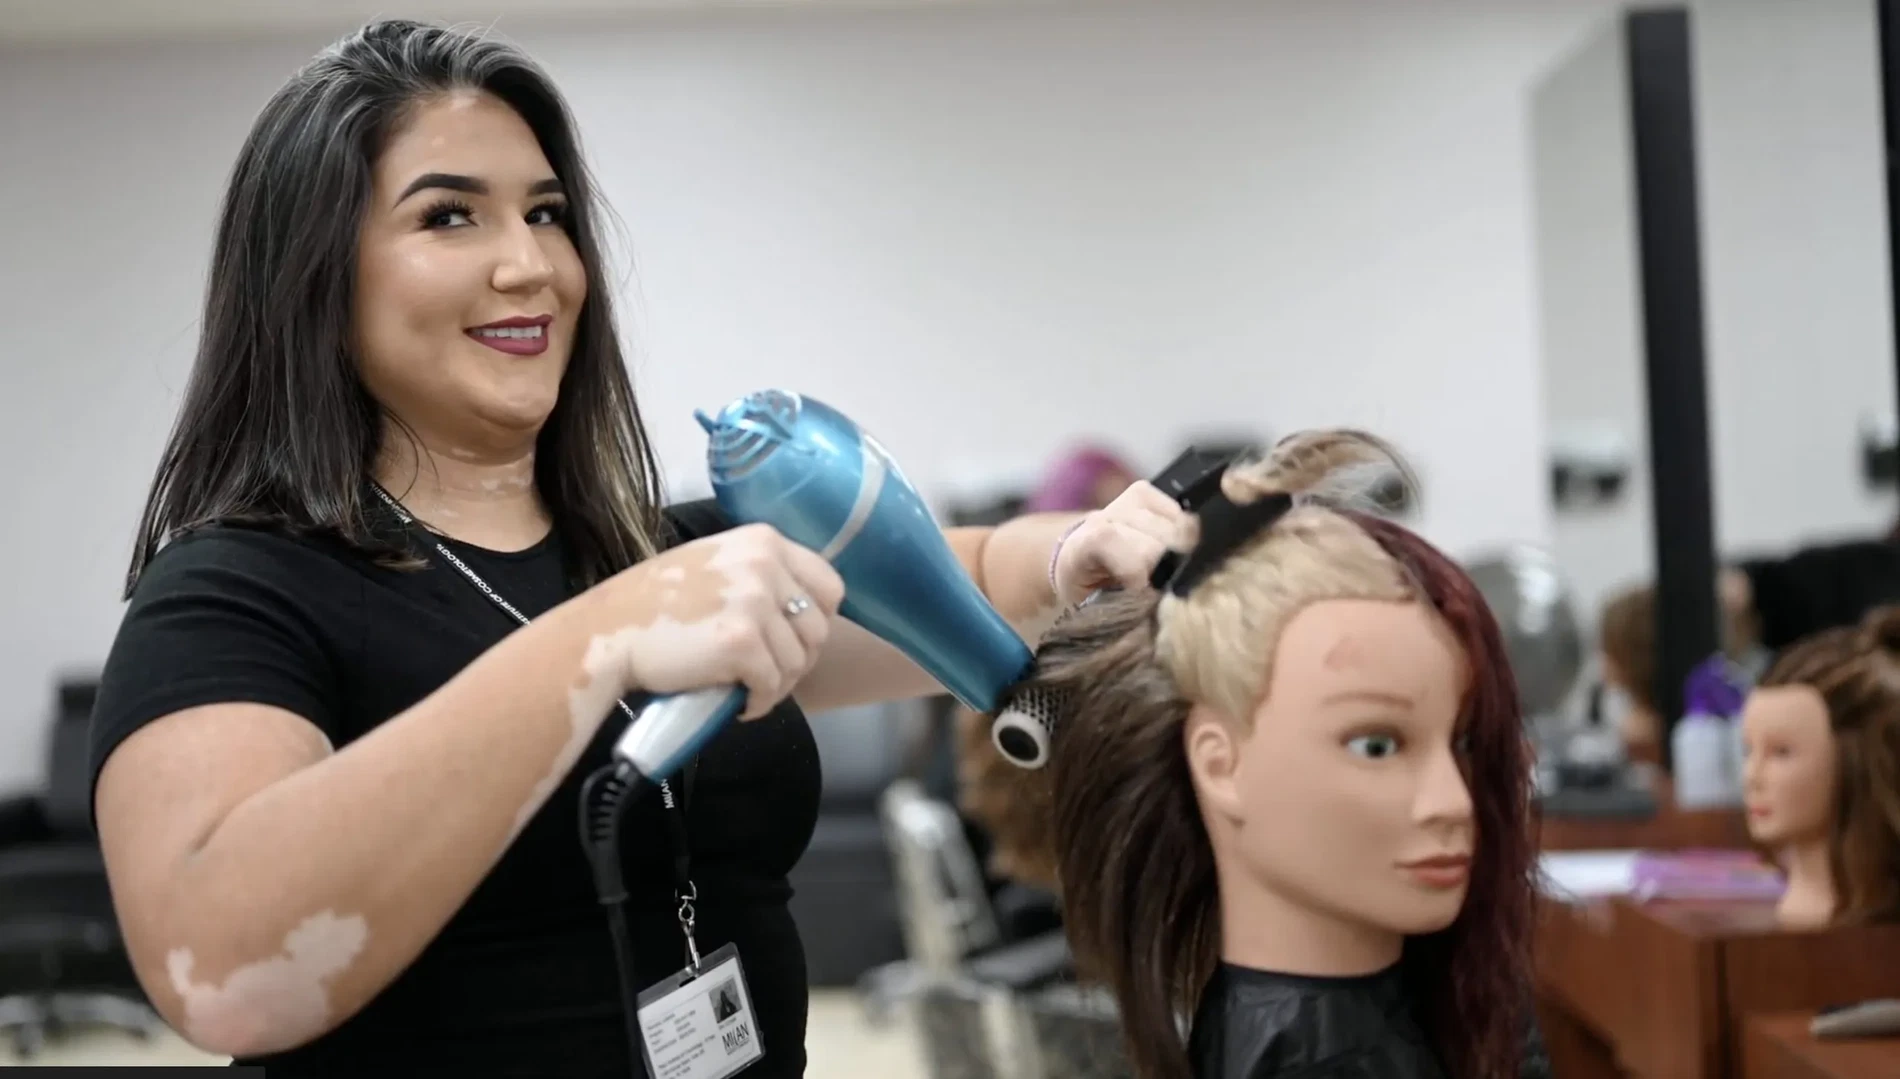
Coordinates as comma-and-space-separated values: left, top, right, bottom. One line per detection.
88, 529, 349, 815
663, 500, 737, 549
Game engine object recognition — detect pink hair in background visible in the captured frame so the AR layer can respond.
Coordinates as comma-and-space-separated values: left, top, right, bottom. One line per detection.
1023, 445, 1136, 512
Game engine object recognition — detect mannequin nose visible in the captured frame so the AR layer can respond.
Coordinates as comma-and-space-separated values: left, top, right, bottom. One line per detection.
1416, 745, 1475, 828
1741, 748, 1764, 790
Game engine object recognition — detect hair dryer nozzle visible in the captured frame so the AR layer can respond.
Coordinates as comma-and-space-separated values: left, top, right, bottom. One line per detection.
991, 684, 1066, 769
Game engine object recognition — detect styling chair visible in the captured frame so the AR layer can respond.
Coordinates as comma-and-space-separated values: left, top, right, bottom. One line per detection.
865, 780, 1130, 1079
787, 699, 919, 986
0, 680, 158, 1058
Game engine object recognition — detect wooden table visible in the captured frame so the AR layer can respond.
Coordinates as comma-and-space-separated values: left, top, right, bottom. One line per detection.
1744, 1013, 1900, 1079
1536, 898, 1900, 1078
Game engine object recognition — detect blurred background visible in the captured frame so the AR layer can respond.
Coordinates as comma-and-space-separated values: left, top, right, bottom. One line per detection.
3, 0, 1899, 1075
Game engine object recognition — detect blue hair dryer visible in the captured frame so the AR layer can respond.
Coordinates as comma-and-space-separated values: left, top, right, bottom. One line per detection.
613, 389, 1035, 782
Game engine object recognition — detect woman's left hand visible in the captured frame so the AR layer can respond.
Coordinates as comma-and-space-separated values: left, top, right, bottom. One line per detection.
1049, 481, 1191, 607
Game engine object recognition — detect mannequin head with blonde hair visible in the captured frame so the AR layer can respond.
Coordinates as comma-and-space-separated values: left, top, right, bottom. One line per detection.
992, 429, 1536, 1079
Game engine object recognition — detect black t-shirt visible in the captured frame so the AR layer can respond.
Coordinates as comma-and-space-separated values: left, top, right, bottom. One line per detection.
87, 501, 823, 1077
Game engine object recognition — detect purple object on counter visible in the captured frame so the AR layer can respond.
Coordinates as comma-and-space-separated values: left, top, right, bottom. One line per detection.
1631, 849, 1786, 902
1683, 653, 1750, 718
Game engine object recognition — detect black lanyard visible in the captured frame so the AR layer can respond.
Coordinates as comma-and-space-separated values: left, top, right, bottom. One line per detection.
367, 483, 701, 926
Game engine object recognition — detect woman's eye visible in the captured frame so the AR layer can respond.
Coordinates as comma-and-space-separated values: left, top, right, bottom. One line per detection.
421, 203, 475, 229
527, 202, 568, 226
1346, 734, 1401, 760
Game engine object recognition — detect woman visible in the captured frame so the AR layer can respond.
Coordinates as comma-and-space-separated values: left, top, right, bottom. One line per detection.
87, 20, 1182, 1077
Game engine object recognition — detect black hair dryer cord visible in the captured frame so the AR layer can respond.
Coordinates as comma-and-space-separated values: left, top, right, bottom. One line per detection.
580, 760, 647, 1076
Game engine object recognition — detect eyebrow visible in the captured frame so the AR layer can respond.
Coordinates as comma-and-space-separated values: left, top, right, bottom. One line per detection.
1321, 689, 1417, 710
393, 173, 566, 207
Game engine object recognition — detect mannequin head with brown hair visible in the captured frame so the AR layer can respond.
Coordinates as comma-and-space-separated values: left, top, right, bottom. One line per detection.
1741, 605, 1900, 929
994, 430, 1536, 1079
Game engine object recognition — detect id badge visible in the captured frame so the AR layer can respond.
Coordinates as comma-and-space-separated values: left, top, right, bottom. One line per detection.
635, 943, 763, 1079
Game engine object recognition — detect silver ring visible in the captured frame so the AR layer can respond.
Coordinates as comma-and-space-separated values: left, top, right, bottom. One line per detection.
783, 594, 813, 617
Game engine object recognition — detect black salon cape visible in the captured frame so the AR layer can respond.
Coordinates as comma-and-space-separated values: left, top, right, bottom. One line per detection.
1187, 964, 1443, 1078
1187, 963, 1554, 1078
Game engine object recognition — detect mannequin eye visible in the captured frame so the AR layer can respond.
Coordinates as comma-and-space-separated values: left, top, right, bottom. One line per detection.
1345, 733, 1402, 760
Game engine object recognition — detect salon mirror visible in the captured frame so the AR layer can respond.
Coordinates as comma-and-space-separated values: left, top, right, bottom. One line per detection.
1531, 1, 1897, 781
1696, 0, 1897, 579
1532, 10, 1656, 628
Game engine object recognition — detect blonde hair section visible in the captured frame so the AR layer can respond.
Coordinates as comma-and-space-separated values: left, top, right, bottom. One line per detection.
1154, 430, 1419, 722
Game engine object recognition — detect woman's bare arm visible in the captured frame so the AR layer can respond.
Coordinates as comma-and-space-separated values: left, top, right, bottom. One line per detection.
94, 525, 842, 1058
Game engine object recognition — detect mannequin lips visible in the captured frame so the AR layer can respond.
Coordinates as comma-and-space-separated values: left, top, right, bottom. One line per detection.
1399, 853, 1470, 889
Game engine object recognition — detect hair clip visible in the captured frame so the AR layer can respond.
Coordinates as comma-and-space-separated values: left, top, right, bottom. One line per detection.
1152, 490, 1295, 597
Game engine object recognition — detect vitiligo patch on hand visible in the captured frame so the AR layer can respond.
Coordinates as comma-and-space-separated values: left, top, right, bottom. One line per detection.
166, 909, 368, 1054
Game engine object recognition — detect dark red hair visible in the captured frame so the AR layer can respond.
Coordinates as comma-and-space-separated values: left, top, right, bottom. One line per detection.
1351, 512, 1537, 1079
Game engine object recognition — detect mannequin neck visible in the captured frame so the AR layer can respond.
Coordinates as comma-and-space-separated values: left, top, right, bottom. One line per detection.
1775, 837, 1836, 930
373, 424, 550, 553
1214, 860, 1403, 976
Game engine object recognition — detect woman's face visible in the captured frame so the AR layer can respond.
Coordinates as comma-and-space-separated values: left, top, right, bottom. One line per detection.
1201, 599, 1476, 939
1740, 685, 1837, 847
354, 90, 586, 450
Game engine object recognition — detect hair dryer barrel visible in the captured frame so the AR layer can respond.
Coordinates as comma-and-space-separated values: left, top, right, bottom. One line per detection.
615, 389, 1039, 783
700, 389, 1034, 713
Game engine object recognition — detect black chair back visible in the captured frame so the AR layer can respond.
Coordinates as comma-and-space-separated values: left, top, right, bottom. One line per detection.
42, 681, 97, 837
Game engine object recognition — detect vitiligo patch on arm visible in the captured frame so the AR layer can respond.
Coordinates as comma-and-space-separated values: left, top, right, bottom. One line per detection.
166, 909, 368, 1055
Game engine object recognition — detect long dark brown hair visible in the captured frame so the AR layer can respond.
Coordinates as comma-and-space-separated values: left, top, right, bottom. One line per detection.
1755, 605, 1900, 924
126, 19, 666, 596
1000, 431, 1535, 1079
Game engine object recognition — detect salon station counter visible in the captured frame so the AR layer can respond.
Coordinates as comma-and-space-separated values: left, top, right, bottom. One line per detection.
1532, 781, 1900, 1078
1534, 897, 1900, 1078
1744, 1013, 1900, 1079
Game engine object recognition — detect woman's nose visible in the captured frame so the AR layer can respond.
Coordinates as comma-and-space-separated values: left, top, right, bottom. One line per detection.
491, 221, 555, 293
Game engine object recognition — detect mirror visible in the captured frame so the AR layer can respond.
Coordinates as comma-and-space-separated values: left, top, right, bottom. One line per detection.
1695, 0, 1897, 570
1532, 12, 1656, 624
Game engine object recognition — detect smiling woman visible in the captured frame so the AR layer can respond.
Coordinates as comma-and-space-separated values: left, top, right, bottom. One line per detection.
84, 17, 1187, 1079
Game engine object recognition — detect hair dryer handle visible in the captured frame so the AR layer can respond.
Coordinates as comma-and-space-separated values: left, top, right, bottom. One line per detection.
612, 686, 745, 782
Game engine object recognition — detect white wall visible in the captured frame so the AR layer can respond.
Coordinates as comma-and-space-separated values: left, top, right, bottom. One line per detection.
1694, 0, 1897, 559
0, 1, 1614, 787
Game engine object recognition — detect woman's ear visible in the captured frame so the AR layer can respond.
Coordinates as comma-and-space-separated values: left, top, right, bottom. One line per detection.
1184, 703, 1244, 823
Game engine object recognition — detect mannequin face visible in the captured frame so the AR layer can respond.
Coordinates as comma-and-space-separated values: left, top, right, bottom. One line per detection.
1741, 685, 1836, 847
1188, 598, 1475, 940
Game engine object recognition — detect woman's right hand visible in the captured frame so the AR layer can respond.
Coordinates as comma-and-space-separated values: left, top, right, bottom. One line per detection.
601, 524, 845, 718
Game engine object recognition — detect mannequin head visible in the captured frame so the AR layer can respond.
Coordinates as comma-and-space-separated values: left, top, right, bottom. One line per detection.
1742, 606, 1900, 925
999, 430, 1534, 1079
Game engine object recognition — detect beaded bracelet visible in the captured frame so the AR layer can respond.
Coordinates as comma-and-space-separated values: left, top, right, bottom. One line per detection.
1046, 517, 1088, 596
